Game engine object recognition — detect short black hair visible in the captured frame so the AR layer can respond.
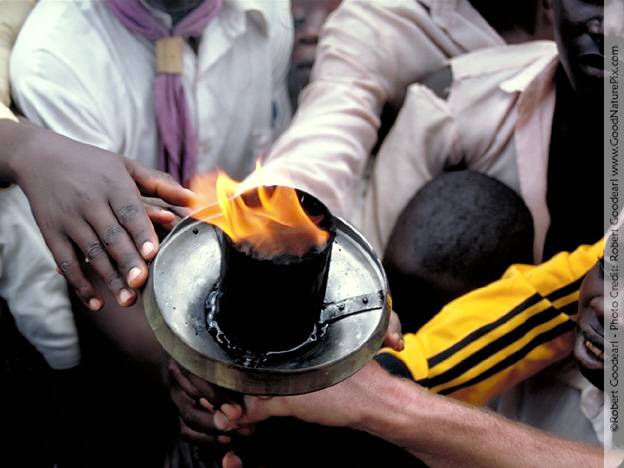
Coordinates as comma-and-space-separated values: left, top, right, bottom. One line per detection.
383, 170, 534, 332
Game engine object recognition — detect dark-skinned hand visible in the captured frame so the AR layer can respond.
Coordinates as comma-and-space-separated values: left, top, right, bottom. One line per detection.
0, 120, 196, 310
165, 358, 253, 456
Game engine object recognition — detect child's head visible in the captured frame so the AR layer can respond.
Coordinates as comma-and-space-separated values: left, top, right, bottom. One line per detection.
550, 0, 606, 98
574, 259, 604, 389
383, 171, 534, 332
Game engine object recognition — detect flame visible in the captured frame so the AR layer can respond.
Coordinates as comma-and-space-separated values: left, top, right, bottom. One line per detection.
189, 164, 329, 258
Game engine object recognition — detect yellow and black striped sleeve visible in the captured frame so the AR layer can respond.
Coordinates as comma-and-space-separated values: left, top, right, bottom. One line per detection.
376, 241, 604, 406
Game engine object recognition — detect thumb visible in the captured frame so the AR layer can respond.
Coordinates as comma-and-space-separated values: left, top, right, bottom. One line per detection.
383, 310, 404, 351
240, 395, 282, 424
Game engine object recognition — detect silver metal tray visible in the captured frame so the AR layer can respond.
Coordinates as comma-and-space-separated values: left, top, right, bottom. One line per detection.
144, 206, 390, 395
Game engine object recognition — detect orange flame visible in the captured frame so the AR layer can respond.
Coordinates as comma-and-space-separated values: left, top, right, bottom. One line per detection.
188, 165, 329, 258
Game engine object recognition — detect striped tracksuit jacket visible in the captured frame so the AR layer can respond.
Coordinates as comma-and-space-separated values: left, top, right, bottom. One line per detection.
377, 240, 604, 405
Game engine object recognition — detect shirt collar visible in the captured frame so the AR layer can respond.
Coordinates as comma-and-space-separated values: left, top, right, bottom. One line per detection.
137, 0, 271, 36
499, 43, 559, 129
225, 0, 271, 36
499, 43, 559, 94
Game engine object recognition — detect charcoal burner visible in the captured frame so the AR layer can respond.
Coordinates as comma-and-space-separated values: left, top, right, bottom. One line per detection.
207, 192, 336, 355
144, 188, 390, 395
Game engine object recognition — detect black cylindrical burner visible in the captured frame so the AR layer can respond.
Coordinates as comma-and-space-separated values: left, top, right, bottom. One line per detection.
211, 190, 336, 354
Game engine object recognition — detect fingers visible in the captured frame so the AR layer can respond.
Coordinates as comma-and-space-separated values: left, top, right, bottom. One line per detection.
178, 417, 220, 447
168, 360, 251, 434
222, 451, 243, 468
183, 369, 242, 409
66, 221, 135, 307
168, 359, 203, 400
47, 235, 103, 311
383, 310, 404, 352
144, 203, 176, 226
169, 359, 242, 442
143, 198, 179, 232
125, 158, 196, 207
85, 208, 149, 290
171, 385, 221, 434
109, 192, 159, 264
143, 196, 191, 220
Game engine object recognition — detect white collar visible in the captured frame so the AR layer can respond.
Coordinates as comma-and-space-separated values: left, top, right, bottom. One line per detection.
224, 0, 271, 36
499, 42, 559, 94
137, 0, 271, 35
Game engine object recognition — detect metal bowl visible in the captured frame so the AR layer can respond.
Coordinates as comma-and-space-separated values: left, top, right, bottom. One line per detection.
144, 206, 390, 395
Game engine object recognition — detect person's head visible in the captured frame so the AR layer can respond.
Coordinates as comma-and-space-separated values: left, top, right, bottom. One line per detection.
383, 171, 534, 332
288, 0, 341, 107
549, 0, 606, 98
574, 259, 604, 389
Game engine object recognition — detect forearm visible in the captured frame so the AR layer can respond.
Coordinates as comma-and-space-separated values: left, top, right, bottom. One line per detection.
357, 369, 605, 467
248, 0, 452, 218
0, 118, 69, 186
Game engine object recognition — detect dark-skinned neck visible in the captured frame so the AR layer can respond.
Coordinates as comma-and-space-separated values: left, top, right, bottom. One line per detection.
146, 0, 203, 25
468, 0, 553, 44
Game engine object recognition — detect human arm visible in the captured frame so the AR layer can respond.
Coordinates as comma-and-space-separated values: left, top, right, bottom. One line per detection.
6, 18, 196, 309
242, 0, 501, 218
238, 361, 616, 468
0, 118, 195, 310
377, 241, 605, 405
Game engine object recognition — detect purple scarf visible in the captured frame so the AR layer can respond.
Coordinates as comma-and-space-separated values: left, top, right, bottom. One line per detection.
106, 0, 222, 184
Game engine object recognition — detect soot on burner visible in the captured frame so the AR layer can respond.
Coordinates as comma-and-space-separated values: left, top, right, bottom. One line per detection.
206, 190, 336, 356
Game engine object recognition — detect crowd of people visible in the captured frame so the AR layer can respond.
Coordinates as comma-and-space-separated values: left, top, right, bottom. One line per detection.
0, 0, 618, 466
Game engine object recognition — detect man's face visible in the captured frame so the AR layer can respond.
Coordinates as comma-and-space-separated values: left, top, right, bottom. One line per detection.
289, 0, 341, 96
574, 261, 604, 389
552, 0, 604, 97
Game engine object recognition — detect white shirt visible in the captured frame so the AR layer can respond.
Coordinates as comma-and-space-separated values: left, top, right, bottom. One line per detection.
0, 187, 80, 369
242, 0, 504, 217
11, 0, 293, 180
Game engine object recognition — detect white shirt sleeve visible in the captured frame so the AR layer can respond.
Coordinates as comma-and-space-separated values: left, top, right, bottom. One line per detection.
0, 187, 80, 369
243, 0, 495, 219
10, 40, 117, 151
268, 0, 293, 141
